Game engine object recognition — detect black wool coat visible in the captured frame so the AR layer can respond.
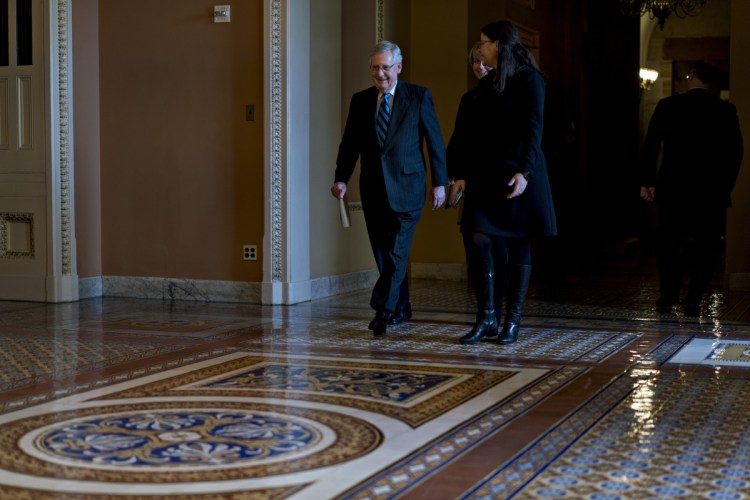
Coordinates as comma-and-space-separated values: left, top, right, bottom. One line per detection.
641, 88, 743, 212
448, 67, 557, 238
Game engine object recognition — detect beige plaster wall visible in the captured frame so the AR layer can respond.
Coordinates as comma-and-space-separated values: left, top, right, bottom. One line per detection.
72, 0, 102, 278
97, 1, 264, 282
408, 0, 469, 265
310, 0, 375, 279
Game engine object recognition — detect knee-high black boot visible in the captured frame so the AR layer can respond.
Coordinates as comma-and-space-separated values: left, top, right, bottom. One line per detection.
497, 264, 531, 345
493, 260, 507, 326
459, 265, 499, 345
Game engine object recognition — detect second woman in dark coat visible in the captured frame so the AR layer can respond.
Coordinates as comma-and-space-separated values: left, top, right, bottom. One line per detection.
449, 20, 556, 345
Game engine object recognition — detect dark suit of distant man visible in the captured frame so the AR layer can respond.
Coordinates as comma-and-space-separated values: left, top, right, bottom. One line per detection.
331, 40, 448, 335
640, 62, 743, 314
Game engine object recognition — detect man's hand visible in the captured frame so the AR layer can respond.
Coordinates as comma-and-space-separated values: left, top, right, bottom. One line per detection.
331, 182, 347, 199
507, 173, 528, 199
640, 186, 655, 202
431, 185, 446, 210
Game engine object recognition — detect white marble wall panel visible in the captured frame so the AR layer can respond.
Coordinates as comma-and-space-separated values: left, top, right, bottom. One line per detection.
103, 276, 262, 304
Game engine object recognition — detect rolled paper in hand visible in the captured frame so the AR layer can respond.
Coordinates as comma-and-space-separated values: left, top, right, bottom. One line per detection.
339, 196, 351, 228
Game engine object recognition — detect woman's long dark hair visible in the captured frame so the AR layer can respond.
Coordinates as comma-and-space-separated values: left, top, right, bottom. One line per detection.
481, 20, 539, 94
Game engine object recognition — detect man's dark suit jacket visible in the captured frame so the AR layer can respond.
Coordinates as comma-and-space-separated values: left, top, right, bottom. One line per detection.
335, 80, 448, 212
641, 88, 743, 213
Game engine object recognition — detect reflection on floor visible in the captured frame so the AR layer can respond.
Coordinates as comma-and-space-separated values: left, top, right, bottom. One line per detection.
2, 271, 750, 499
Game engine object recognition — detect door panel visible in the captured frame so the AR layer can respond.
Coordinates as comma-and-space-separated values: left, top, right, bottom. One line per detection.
0, 0, 47, 301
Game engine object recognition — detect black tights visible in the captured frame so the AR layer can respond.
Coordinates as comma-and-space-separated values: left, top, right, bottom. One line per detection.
463, 232, 531, 274
463, 231, 531, 319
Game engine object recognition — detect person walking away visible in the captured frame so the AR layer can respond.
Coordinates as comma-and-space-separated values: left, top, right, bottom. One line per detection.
640, 61, 743, 316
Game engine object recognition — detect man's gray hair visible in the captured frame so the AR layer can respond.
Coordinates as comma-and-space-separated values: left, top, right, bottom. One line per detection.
372, 40, 402, 64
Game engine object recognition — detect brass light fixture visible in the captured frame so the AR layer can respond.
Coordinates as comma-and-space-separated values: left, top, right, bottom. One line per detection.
639, 67, 659, 90
620, 0, 707, 30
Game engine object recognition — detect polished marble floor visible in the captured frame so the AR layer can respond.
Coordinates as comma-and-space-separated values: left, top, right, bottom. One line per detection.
2, 260, 750, 499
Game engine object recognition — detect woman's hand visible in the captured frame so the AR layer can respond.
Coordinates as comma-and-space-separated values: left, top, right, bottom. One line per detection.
448, 180, 466, 208
507, 173, 527, 199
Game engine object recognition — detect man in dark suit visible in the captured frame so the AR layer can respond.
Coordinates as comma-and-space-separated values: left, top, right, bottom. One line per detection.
331, 40, 448, 335
640, 61, 743, 315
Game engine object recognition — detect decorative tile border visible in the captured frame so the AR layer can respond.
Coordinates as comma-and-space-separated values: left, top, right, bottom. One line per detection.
100, 355, 518, 428
343, 366, 585, 499
473, 370, 750, 499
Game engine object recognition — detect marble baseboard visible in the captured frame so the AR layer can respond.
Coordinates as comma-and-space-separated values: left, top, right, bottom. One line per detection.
310, 268, 378, 300
78, 276, 103, 299
78, 270, 379, 305
76, 264, 467, 304
102, 276, 262, 303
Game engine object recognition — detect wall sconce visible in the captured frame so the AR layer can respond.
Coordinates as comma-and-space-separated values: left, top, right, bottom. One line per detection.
639, 67, 659, 91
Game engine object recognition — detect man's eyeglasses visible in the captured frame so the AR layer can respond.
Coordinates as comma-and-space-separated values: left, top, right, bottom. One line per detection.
370, 64, 396, 73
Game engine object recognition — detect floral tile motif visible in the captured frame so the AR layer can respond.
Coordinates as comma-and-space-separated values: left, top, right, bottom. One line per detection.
0, 401, 379, 483
102, 355, 518, 427
201, 364, 454, 403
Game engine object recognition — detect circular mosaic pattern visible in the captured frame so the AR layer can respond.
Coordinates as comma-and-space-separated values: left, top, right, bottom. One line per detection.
1, 402, 381, 483
26, 409, 325, 469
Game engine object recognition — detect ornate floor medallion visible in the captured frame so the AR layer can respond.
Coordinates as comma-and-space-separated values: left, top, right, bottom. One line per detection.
0, 352, 546, 497
26, 408, 339, 469
0, 401, 379, 496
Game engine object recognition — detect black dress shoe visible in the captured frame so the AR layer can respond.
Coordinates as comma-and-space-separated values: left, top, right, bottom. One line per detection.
388, 304, 412, 325
368, 312, 390, 335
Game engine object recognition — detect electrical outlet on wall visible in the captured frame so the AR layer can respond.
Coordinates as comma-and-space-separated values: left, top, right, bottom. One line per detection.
243, 245, 257, 261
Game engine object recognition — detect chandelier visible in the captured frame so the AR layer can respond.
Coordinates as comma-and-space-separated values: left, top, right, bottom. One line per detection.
620, 0, 707, 30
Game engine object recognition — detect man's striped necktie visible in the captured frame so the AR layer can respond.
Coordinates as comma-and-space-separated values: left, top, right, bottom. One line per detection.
376, 93, 391, 146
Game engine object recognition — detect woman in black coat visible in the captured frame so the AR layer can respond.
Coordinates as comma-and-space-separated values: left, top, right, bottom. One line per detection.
449, 20, 556, 345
